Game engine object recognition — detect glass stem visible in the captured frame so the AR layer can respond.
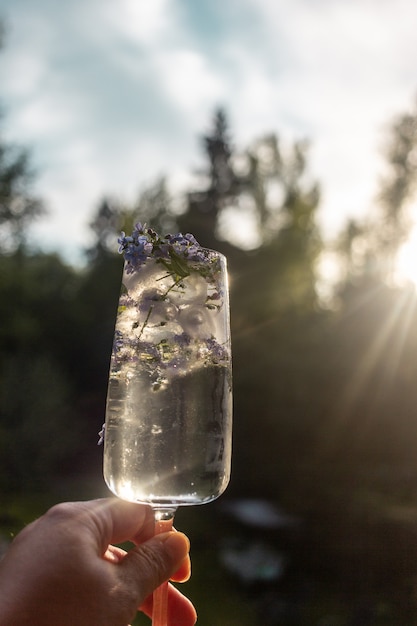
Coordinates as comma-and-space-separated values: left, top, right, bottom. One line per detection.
152, 509, 177, 626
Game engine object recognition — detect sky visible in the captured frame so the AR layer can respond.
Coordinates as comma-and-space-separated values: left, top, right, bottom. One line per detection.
1, 0, 417, 263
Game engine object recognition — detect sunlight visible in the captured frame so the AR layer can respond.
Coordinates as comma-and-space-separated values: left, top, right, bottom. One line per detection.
394, 225, 417, 287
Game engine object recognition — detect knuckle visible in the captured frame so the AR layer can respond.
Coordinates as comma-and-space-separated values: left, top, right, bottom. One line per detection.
44, 502, 76, 521
125, 541, 169, 598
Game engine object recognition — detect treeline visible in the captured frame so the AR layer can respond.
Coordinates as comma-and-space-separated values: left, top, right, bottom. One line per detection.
1, 100, 417, 526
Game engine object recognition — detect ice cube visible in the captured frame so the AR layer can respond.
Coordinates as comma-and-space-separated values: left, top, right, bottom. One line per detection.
168, 272, 208, 306
178, 304, 215, 339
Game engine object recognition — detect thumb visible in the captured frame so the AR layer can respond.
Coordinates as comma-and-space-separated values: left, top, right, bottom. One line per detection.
120, 531, 190, 603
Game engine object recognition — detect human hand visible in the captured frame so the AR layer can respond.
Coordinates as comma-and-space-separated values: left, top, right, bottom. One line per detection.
0, 498, 196, 626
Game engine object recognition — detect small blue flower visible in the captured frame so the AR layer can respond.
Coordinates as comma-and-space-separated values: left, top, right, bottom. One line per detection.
174, 332, 192, 347
166, 233, 203, 260
112, 226, 229, 377
118, 225, 221, 282
205, 337, 229, 363
112, 330, 124, 353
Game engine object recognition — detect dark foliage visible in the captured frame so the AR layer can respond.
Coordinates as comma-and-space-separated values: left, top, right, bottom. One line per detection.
2, 101, 417, 623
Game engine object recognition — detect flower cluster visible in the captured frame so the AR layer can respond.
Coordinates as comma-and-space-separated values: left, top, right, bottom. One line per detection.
112, 329, 230, 391
112, 224, 229, 386
118, 223, 212, 276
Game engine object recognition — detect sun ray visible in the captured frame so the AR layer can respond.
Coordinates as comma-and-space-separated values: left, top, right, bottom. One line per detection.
318, 283, 417, 458
338, 288, 411, 415
394, 223, 417, 287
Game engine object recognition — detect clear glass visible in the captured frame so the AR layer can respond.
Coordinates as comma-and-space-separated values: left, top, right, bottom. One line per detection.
103, 248, 232, 625
103, 249, 232, 507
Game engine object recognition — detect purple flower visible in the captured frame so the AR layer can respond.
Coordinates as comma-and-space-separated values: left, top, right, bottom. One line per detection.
205, 337, 229, 363
119, 227, 207, 267
173, 332, 192, 347
112, 330, 125, 353
118, 228, 155, 271
166, 233, 205, 261
118, 226, 222, 296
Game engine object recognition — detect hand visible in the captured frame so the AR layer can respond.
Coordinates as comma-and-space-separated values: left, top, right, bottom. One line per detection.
0, 498, 196, 626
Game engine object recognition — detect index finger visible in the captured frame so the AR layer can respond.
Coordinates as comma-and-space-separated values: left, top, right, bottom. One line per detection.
171, 554, 191, 582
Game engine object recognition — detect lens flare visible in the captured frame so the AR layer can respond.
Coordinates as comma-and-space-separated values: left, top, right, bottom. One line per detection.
394, 227, 417, 287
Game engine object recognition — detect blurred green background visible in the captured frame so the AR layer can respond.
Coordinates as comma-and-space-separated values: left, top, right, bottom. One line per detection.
3, 44, 417, 624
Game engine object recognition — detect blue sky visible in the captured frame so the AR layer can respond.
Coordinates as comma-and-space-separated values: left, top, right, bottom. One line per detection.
1, 0, 417, 262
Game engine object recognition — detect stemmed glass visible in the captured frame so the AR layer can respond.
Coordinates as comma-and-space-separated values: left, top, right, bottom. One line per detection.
102, 225, 233, 626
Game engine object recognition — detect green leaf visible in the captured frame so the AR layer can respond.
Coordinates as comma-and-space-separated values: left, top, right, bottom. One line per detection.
168, 250, 190, 278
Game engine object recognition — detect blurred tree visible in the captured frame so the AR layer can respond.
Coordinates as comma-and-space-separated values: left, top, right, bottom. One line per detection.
178, 108, 241, 252
0, 353, 75, 491
88, 178, 177, 260
0, 144, 45, 253
173, 109, 325, 501
232, 136, 321, 318
0, 21, 45, 253
179, 109, 322, 323
87, 198, 122, 261
0, 251, 85, 491
336, 101, 417, 286
0, 23, 80, 490
2, 88, 417, 621
0, 125, 46, 252
377, 103, 417, 270
131, 176, 177, 235
316, 99, 417, 508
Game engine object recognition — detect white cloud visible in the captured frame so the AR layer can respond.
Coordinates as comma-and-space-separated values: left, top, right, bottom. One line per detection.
0, 49, 46, 99
1, 0, 417, 259
107, 0, 177, 46
234, 0, 417, 235
10, 94, 76, 140
155, 49, 226, 116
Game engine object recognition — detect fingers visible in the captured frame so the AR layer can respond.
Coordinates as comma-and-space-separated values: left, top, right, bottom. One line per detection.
104, 544, 127, 563
120, 531, 190, 602
105, 546, 191, 580
70, 499, 195, 622
167, 528, 191, 582
140, 583, 197, 626
171, 554, 191, 582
